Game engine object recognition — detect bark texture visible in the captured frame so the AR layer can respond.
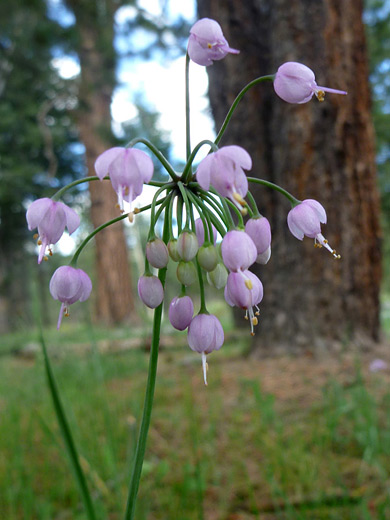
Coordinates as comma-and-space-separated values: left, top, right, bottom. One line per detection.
68, 0, 137, 324
197, 0, 381, 352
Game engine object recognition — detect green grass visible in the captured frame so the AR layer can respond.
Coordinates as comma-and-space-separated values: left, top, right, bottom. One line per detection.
1, 319, 390, 519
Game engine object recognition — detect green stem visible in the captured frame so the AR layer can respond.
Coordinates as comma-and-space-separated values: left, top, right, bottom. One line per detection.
185, 52, 191, 162
246, 190, 260, 217
182, 139, 218, 183
148, 183, 175, 240
176, 195, 184, 234
126, 137, 179, 181
209, 188, 235, 229
214, 75, 275, 145
247, 177, 299, 206
177, 181, 192, 229
70, 199, 165, 266
225, 198, 244, 229
124, 209, 170, 520
186, 190, 209, 243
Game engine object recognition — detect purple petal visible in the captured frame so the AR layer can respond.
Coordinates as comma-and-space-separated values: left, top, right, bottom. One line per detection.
196, 153, 213, 190
130, 149, 154, 184
219, 145, 252, 170
78, 270, 92, 302
190, 18, 224, 41
50, 266, 83, 304
26, 198, 52, 230
38, 203, 66, 244
59, 203, 80, 235
94, 147, 125, 180
303, 199, 327, 224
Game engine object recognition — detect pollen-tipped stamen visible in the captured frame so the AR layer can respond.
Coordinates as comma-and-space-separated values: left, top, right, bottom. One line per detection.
315, 233, 341, 259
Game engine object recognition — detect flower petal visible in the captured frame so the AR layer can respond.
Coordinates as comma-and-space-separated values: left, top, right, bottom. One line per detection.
219, 145, 252, 170
94, 147, 125, 180
59, 203, 80, 235
196, 153, 213, 190
26, 198, 52, 230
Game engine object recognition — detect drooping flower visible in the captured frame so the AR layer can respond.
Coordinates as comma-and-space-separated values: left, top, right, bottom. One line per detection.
177, 230, 199, 261
26, 198, 80, 264
274, 62, 347, 104
221, 229, 257, 273
169, 296, 194, 331
196, 146, 252, 210
187, 313, 224, 385
287, 199, 340, 258
137, 275, 164, 308
245, 216, 272, 264
188, 18, 239, 66
369, 359, 387, 373
94, 147, 154, 212
49, 266, 92, 329
197, 244, 218, 272
195, 217, 217, 247
225, 271, 263, 335
146, 237, 169, 269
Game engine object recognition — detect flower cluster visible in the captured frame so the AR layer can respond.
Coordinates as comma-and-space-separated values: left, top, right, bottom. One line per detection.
27, 17, 345, 384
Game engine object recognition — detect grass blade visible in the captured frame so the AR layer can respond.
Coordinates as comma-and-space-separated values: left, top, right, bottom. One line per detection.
39, 329, 97, 520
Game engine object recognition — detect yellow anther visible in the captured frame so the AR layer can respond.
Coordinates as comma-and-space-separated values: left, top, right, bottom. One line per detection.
252, 317, 258, 326
207, 43, 212, 49
233, 192, 246, 206
37, 239, 42, 246
49, 249, 53, 256
134, 207, 140, 214
245, 278, 253, 290
250, 332, 255, 337
65, 312, 69, 317
323, 239, 328, 244
255, 311, 260, 316
128, 212, 134, 223
43, 256, 48, 261
316, 90, 325, 102
115, 203, 120, 209
33, 233, 39, 240
124, 187, 129, 196
240, 207, 248, 216
244, 315, 249, 320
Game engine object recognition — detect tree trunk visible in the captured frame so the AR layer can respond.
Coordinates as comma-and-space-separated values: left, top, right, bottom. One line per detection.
197, 0, 381, 352
68, 1, 138, 324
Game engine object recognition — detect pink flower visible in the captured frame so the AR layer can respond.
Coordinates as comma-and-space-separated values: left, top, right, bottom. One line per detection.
225, 271, 263, 335
169, 296, 194, 331
245, 217, 272, 264
188, 18, 239, 66
137, 275, 164, 309
274, 62, 347, 104
369, 359, 387, 373
187, 313, 224, 385
49, 266, 92, 329
287, 199, 340, 258
146, 238, 169, 269
26, 198, 80, 264
94, 147, 154, 212
221, 230, 257, 272
196, 146, 252, 210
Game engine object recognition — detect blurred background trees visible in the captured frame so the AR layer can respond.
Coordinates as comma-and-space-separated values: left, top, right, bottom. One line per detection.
197, 0, 385, 352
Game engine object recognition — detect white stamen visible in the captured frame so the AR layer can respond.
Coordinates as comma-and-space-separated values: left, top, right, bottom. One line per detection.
201, 352, 208, 386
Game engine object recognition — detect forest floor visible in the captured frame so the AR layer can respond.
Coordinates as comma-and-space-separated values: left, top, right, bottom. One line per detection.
1, 321, 390, 520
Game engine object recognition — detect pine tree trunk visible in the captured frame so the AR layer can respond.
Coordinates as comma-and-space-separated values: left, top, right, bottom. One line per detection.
68, 1, 138, 324
197, 0, 381, 352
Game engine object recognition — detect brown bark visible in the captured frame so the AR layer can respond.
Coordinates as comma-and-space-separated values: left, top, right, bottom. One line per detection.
197, 0, 381, 352
68, 1, 138, 324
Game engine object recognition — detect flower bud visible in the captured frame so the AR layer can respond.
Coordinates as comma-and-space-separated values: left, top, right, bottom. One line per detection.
176, 261, 197, 286
207, 263, 228, 289
168, 238, 181, 262
169, 296, 194, 331
146, 237, 169, 269
177, 230, 199, 261
197, 245, 218, 272
245, 217, 272, 265
137, 275, 164, 308
221, 230, 257, 272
